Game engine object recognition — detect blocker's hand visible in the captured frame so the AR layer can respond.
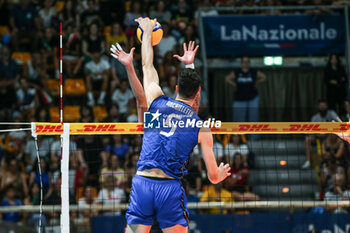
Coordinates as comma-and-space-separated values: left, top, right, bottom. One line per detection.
173, 41, 199, 65
110, 43, 135, 67
134, 17, 157, 33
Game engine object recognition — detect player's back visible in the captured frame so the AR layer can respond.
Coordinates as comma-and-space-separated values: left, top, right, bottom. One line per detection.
137, 95, 201, 179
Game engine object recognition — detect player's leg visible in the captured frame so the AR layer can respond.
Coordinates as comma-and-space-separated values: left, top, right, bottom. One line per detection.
126, 224, 152, 233
156, 181, 189, 233
302, 135, 315, 169
161, 224, 188, 233
126, 175, 155, 232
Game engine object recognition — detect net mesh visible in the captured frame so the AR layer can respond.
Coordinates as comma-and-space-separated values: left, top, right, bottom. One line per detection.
1, 125, 350, 233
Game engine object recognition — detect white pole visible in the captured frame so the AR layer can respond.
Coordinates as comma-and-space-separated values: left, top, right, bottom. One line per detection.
61, 123, 70, 233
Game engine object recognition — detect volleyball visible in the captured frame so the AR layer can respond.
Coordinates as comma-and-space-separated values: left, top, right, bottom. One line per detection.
136, 20, 163, 46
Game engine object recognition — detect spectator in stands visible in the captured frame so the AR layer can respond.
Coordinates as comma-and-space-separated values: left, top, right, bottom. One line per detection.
16, 78, 39, 119
157, 23, 177, 58
10, 0, 41, 51
302, 99, 339, 169
29, 158, 50, 194
225, 153, 260, 201
104, 104, 123, 122
62, 23, 81, 76
183, 179, 199, 214
45, 178, 76, 227
159, 51, 180, 81
24, 182, 40, 205
125, 153, 139, 194
321, 134, 345, 166
111, 79, 134, 116
150, 0, 172, 24
69, 154, 87, 196
123, 1, 144, 27
188, 145, 204, 193
1, 158, 28, 198
194, 0, 218, 20
162, 75, 177, 99
80, 105, 95, 122
324, 54, 347, 114
39, 0, 57, 29
59, 0, 79, 27
225, 57, 267, 134
82, 23, 105, 59
27, 52, 47, 87
320, 157, 345, 194
78, 186, 99, 222
100, 155, 126, 189
0, 46, 19, 88
84, 50, 110, 106
102, 135, 130, 168
80, 0, 102, 29
1, 185, 22, 222
171, 0, 194, 25
224, 135, 249, 165
39, 27, 59, 78
200, 182, 233, 214
24, 135, 53, 168
96, 176, 126, 215
179, 24, 200, 45
324, 174, 350, 212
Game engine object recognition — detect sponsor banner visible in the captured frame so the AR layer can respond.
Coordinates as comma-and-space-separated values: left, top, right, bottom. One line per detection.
91, 213, 350, 233
34, 122, 350, 135
202, 14, 345, 56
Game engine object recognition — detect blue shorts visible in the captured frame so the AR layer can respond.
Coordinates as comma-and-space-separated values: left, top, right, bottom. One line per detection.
126, 174, 189, 229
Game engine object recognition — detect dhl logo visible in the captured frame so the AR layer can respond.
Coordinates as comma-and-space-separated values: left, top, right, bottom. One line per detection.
284, 124, 326, 131
237, 124, 277, 131
36, 124, 63, 133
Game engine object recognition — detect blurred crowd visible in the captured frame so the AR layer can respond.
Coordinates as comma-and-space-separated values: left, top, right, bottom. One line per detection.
0, 0, 350, 230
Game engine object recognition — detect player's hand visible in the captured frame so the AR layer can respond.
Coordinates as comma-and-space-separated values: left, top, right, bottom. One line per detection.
134, 17, 157, 33
173, 41, 199, 65
110, 43, 135, 67
217, 162, 231, 183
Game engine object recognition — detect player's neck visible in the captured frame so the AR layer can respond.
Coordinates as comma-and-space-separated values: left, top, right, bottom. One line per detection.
175, 96, 194, 108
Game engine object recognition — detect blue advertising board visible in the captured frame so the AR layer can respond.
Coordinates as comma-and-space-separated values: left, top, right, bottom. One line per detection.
202, 14, 346, 56
91, 213, 350, 233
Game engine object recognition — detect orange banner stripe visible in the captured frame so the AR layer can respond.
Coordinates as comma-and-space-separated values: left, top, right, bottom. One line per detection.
34, 122, 350, 135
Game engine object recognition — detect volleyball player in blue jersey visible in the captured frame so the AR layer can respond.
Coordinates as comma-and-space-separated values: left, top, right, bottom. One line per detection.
112, 18, 231, 233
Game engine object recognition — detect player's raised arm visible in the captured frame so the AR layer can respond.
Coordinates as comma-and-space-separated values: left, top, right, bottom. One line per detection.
135, 17, 163, 107
110, 43, 147, 122
198, 127, 231, 184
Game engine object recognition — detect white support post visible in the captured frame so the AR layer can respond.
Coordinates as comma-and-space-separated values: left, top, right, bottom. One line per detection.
61, 123, 70, 233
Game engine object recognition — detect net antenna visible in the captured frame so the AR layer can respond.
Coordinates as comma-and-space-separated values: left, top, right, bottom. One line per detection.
59, 22, 70, 233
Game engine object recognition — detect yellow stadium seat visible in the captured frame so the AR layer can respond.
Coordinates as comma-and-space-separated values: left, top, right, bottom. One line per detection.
55, 1, 65, 12
93, 106, 108, 122
49, 106, 60, 122
47, 79, 60, 97
0, 26, 10, 36
64, 106, 81, 122
11, 52, 32, 64
64, 79, 87, 96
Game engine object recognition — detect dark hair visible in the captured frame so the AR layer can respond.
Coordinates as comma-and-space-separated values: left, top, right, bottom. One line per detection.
178, 69, 201, 99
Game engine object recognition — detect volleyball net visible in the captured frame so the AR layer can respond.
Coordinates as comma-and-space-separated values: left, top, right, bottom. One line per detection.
1, 122, 350, 233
